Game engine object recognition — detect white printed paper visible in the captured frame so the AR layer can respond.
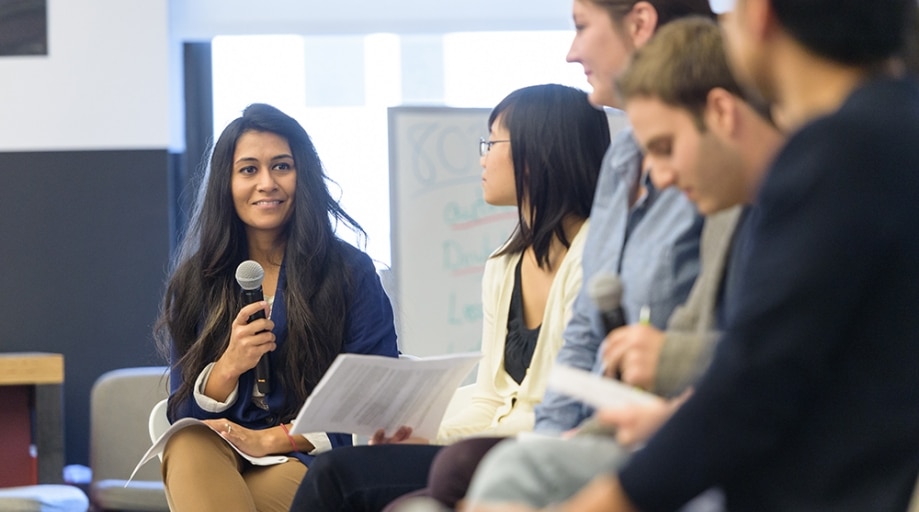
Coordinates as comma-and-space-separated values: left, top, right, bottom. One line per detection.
547, 364, 657, 410
290, 352, 482, 440
126, 418, 288, 487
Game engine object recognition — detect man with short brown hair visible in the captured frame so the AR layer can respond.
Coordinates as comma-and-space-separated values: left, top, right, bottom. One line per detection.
470, 0, 919, 508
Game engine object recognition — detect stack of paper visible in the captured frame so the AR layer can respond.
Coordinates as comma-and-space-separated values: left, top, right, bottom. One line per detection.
291, 352, 482, 440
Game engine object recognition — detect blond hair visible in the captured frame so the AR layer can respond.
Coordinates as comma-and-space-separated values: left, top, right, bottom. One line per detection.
585, 0, 714, 26
616, 17, 745, 128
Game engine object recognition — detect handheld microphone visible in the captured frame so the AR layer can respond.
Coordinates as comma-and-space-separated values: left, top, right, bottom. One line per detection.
235, 260, 270, 394
588, 272, 626, 335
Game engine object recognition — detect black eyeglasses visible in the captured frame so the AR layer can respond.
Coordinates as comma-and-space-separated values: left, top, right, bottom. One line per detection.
479, 137, 510, 157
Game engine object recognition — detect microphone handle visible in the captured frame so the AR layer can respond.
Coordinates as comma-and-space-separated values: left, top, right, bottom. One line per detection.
254, 354, 271, 395
601, 306, 626, 334
601, 306, 627, 380
241, 288, 271, 394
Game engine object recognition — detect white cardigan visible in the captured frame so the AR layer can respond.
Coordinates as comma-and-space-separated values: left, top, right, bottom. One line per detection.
437, 221, 589, 444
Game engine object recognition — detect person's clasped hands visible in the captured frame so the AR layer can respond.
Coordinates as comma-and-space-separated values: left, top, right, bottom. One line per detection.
601, 323, 665, 390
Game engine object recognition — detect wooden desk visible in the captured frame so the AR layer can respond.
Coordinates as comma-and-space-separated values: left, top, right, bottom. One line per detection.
0, 352, 65, 485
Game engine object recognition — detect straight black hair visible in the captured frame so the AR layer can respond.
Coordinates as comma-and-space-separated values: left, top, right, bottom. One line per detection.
489, 84, 610, 269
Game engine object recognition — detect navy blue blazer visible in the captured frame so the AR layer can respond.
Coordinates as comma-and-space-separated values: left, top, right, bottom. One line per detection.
169, 241, 398, 466
620, 76, 919, 511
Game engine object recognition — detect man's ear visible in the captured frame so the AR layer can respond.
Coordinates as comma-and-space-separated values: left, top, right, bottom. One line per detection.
705, 87, 738, 136
628, 1, 659, 48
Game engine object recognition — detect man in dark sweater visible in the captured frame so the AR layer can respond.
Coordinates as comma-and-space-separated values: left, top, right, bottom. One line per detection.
468, 0, 919, 510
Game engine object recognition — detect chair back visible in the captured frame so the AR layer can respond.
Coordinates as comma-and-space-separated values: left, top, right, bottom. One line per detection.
89, 366, 170, 511
148, 398, 170, 460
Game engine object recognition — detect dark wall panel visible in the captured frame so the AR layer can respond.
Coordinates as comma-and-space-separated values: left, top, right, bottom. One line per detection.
0, 149, 171, 467
0, 0, 48, 56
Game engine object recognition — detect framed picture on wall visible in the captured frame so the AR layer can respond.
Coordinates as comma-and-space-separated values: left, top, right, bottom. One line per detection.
0, 0, 47, 56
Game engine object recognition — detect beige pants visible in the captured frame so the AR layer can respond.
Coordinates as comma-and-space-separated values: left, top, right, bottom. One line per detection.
162, 424, 306, 512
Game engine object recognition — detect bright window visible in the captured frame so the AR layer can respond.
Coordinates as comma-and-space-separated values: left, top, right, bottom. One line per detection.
212, 31, 586, 267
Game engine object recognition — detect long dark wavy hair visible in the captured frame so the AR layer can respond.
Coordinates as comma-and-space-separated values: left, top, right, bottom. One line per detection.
490, 84, 610, 269
155, 103, 366, 422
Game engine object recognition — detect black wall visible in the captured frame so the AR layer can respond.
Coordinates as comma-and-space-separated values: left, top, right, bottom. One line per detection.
0, 149, 171, 467
0, 0, 47, 56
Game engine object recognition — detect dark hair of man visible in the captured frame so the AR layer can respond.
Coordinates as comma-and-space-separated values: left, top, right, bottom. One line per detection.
901, 3, 919, 74
617, 17, 751, 129
489, 84, 610, 270
588, 0, 715, 27
155, 103, 367, 422
770, 0, 916, 65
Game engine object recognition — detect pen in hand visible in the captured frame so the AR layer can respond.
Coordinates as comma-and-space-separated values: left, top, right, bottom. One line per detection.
604, 305, 651, 380
639, 304, 651, 325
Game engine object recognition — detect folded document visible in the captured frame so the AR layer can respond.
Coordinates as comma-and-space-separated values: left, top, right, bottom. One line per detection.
127, 418, 287, 486
547, 363, 657, 409
127, 352, 481, 486
291, 352, 481, 440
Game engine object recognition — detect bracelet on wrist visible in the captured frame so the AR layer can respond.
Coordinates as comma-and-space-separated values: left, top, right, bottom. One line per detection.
279, 423, 298, 452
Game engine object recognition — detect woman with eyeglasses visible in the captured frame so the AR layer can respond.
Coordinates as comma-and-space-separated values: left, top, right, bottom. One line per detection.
409, 0, 717, 510
288, 83, 611, 512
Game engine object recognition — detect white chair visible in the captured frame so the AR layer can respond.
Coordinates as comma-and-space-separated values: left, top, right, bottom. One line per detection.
89, 367, 170, 512
146, 398, 177, 511
0, 485, 89, 512
148, 399, 170, 459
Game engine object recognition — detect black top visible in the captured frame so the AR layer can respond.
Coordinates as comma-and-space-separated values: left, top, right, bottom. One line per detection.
620, 76, 919, 511
504, 255, 541, 385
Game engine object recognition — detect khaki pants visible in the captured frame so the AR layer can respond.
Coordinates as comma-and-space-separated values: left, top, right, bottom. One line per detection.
162, 424, 306, 512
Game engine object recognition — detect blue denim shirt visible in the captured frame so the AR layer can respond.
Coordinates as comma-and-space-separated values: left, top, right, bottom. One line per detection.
534, 129, 703, 433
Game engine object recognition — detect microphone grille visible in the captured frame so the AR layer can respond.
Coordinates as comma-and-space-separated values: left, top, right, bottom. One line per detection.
588, 272, 623, 311
235, 260, 265, 290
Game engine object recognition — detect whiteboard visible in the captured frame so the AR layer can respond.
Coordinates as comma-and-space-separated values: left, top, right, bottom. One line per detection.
388, 106, 517, 357
388, 106, 629, 358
